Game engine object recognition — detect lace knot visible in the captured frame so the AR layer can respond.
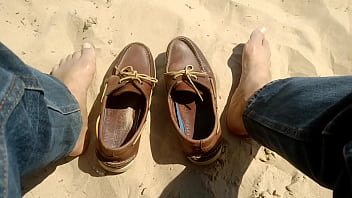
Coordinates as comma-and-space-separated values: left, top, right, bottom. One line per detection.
164, 65, 207, 101
101, 66, 158, 103
117, 66, 158, 84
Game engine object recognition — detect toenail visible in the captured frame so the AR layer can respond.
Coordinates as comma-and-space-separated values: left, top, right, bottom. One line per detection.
260, 27, 267, 33
83, 43, 93, 49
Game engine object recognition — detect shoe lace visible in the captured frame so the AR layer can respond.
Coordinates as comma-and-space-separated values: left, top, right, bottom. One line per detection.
164, 65, 207, 101
117, 66, 158, 84
101, 66, 158, 102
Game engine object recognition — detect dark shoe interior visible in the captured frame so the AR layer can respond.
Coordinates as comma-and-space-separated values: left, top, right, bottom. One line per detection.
102, 92, 145, 149
171, 83, 215, 140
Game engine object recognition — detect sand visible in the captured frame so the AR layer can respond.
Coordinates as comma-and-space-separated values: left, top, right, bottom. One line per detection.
1, 0, 351, 197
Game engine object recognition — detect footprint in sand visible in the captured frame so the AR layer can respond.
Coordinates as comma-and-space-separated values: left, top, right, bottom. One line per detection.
258, 147, 277, 163
250, 165, 291, 198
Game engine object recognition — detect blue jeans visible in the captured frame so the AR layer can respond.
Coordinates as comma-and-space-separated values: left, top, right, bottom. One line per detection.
244, 77, 352, 198
0, 43, 81, 197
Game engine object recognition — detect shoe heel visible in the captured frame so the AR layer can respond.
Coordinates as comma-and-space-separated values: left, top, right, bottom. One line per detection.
187, 143, 223, 165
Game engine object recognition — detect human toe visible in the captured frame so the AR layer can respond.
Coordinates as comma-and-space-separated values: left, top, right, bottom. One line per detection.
65, 54, 73, 62
81, 42, 95, 61
72, 51, 81, 60
248, 27, 266, 45
59, 57, 65, 66
51, 64, 59, 75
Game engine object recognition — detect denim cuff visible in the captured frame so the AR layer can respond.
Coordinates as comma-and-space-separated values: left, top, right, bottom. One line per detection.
245, 79, 280, 111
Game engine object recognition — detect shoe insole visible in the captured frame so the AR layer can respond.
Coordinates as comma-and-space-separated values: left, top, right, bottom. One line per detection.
172, 89, 214, 140
102, 93, 144, 149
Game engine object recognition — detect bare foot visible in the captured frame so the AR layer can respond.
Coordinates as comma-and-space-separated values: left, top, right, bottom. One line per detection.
227, 27, 271, 136
51, 43, 96, 156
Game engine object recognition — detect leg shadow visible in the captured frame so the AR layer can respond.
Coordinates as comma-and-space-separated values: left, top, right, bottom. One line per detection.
21, 157, 75, 195
158, 139, 260, 198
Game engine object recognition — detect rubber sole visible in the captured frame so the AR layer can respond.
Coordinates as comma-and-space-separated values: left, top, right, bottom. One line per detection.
97, 158, 135, 173
187, 143, 223, 165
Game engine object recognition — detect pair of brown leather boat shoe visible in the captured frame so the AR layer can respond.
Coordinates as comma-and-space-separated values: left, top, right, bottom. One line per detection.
96, 37, 222, 173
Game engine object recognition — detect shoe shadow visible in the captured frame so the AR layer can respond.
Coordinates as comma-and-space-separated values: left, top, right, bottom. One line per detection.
149, 53, 189, 165
157, 44, 261, 197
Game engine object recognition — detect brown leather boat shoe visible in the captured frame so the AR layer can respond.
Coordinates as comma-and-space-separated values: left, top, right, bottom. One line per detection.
96, 43, 157, 173
164, 36, 222, 165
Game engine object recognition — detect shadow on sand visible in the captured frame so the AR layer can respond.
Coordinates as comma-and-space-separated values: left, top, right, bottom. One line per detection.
151, 44, 261, 198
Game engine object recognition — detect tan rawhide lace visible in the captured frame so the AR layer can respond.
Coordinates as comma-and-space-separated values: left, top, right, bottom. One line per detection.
164, 65, 207, 101
101, 66, 158, 102
117, 66, 158, 84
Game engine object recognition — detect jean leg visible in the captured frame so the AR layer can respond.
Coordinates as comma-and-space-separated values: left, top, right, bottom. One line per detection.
242, 77, 352, 197
0, 43, 82, 197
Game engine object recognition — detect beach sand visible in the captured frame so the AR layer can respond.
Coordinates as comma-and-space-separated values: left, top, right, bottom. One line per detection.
1, 0, 351, 197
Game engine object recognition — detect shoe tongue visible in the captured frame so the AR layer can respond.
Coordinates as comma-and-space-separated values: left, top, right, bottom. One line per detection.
174, 81, 197, 94
111, 83, 142, 96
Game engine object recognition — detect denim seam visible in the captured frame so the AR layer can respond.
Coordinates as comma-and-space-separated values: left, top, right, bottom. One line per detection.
17, 75, 80, 114
0, 79, 15, 112
246, 79, 280, 109
243, 79, 316, 141
19, 76, 42, 90
0, 126, 8, 198
46, 105, 81, 115
244, 110, 314, 141
40, 74, 80, 114
0, 77, 24, 197
0, 77, 22, 120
